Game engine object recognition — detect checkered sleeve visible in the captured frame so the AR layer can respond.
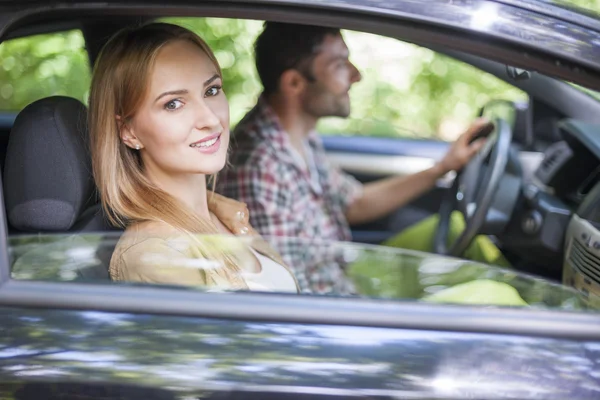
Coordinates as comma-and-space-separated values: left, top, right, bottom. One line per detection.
326, 160, 364, 212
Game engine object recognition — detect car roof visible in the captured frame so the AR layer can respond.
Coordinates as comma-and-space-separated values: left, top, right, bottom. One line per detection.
3, 0, 599, 26
3, 0, 600, 87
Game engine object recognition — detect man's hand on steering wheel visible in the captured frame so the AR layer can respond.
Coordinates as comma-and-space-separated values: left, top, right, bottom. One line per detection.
437, 118, 493, 173
434, 116, 518, 257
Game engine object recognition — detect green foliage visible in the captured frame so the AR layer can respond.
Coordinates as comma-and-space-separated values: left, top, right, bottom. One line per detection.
320, 31, 527, 139
162, 19, 528, 140
0, 17, 530, 141
0, 30, 90, 111
562, 0, 600, 13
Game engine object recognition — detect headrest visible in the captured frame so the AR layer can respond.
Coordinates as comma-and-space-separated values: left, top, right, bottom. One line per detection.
3, 96, 95, 232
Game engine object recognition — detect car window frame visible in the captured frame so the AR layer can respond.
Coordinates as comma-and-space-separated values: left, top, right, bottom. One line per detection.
2, 278, 600, 341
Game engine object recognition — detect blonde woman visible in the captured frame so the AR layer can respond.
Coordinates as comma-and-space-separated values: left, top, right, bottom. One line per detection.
88, 23, 299, 293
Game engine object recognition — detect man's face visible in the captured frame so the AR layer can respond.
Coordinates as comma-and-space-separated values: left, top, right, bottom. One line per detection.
300, 34, 362, 119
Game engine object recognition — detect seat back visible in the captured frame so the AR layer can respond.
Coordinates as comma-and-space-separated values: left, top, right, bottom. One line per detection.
3, 96, 118, 280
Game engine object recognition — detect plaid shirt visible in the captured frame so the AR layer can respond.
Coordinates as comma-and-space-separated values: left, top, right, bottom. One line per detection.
217, 96, 363, 294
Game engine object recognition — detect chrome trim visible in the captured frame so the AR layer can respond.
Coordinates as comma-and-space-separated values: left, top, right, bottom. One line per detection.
1, 279, 600, 340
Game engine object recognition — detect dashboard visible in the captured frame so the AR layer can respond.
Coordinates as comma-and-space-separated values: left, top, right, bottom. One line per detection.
501, 118, 600, 289
557, 120, 600, 304
537, 119, 600, 206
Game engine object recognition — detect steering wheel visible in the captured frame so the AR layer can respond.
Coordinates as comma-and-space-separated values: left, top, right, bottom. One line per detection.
433, 118, 521, 257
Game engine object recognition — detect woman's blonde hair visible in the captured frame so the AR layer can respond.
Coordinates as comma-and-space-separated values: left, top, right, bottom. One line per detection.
89, 22, 222, 232
90, 23, 251, 287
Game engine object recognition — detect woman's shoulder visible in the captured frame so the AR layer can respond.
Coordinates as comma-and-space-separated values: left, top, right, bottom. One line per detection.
112, 221, 186, 260
109, 221, 198, 282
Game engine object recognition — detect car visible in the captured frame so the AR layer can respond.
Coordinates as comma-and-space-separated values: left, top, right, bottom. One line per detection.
0, 0, 600, 399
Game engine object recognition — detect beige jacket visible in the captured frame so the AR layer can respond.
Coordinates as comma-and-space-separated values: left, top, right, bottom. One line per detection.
109, 195, 300, 292
110, 222, 300, 292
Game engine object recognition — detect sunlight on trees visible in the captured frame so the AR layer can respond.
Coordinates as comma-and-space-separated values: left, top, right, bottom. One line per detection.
3, 14, 600, 140
0, 30, 90, 111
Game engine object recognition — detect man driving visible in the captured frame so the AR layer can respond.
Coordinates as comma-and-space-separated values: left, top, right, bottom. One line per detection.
217, 22, 506, 294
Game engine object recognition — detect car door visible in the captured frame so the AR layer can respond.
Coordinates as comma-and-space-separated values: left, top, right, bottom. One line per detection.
1, 5, 600, 400
2, 233, 600, 400
318, 30, 528, 244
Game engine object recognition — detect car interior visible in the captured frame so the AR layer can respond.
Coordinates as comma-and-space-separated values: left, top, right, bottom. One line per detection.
2, 12, 600, 297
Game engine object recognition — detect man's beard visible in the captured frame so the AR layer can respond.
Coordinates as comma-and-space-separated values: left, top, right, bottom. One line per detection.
302, 85, 351, 119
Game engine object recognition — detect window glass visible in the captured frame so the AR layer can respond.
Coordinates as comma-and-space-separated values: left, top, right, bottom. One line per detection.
0, 30, 91, 111
1, 19, 591, 314
161, 18, 527, 141
8, 233, 592, 312
321, 31, 528, 141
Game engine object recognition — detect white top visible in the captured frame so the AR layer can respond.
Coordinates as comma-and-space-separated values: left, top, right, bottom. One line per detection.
242, 249, 297, 293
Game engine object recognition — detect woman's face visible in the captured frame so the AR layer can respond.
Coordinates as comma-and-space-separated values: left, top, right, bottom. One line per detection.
122, 39, 229, 179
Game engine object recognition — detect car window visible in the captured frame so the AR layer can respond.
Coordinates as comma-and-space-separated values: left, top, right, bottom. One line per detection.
8, 232, 591, 311
161, 18, 526, 142
322, 31, 528, 141
0, 18, 591, 314
0, 30, 91, 111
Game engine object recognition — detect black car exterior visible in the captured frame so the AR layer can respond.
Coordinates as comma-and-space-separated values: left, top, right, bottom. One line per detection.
1, 1, 600, 399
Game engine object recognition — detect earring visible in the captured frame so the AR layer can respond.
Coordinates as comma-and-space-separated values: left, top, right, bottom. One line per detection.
135, 144, 140, 150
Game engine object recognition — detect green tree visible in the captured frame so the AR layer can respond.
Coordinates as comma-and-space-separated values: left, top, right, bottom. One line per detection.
0, 18, 530, 141
0, 30, 90, 111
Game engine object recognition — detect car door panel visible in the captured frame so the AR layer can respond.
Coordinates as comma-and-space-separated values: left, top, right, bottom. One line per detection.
1, 305, 598, 400
322, 135, 450, 244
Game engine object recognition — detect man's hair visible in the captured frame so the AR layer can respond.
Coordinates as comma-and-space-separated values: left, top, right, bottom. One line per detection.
255, 22, 341, 95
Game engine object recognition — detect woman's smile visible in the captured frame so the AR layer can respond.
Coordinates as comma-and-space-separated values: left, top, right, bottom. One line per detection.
189, 132, 222, 154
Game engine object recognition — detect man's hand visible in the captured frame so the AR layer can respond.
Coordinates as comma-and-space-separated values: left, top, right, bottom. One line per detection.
437, 118, 492, 174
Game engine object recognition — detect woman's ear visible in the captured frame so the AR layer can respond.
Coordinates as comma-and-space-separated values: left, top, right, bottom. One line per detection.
116, 115, 143, 150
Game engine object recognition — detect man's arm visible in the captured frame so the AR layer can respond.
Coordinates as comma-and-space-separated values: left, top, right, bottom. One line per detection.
345, 118, 491, 226
345, 163, 448, 225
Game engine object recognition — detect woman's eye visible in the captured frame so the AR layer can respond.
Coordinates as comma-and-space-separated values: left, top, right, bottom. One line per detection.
164, 99, 184, 111
205, 85, 222, 97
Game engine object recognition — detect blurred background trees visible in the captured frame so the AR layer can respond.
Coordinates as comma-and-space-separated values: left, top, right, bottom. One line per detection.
0, 30, 90, 111
1, 6, 599, 140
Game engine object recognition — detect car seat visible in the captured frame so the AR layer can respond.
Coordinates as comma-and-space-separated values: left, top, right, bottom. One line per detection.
3, 96, 119, 280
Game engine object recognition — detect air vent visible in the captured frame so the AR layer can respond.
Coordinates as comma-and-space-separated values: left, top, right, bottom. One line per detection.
568, 239, 600, 285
